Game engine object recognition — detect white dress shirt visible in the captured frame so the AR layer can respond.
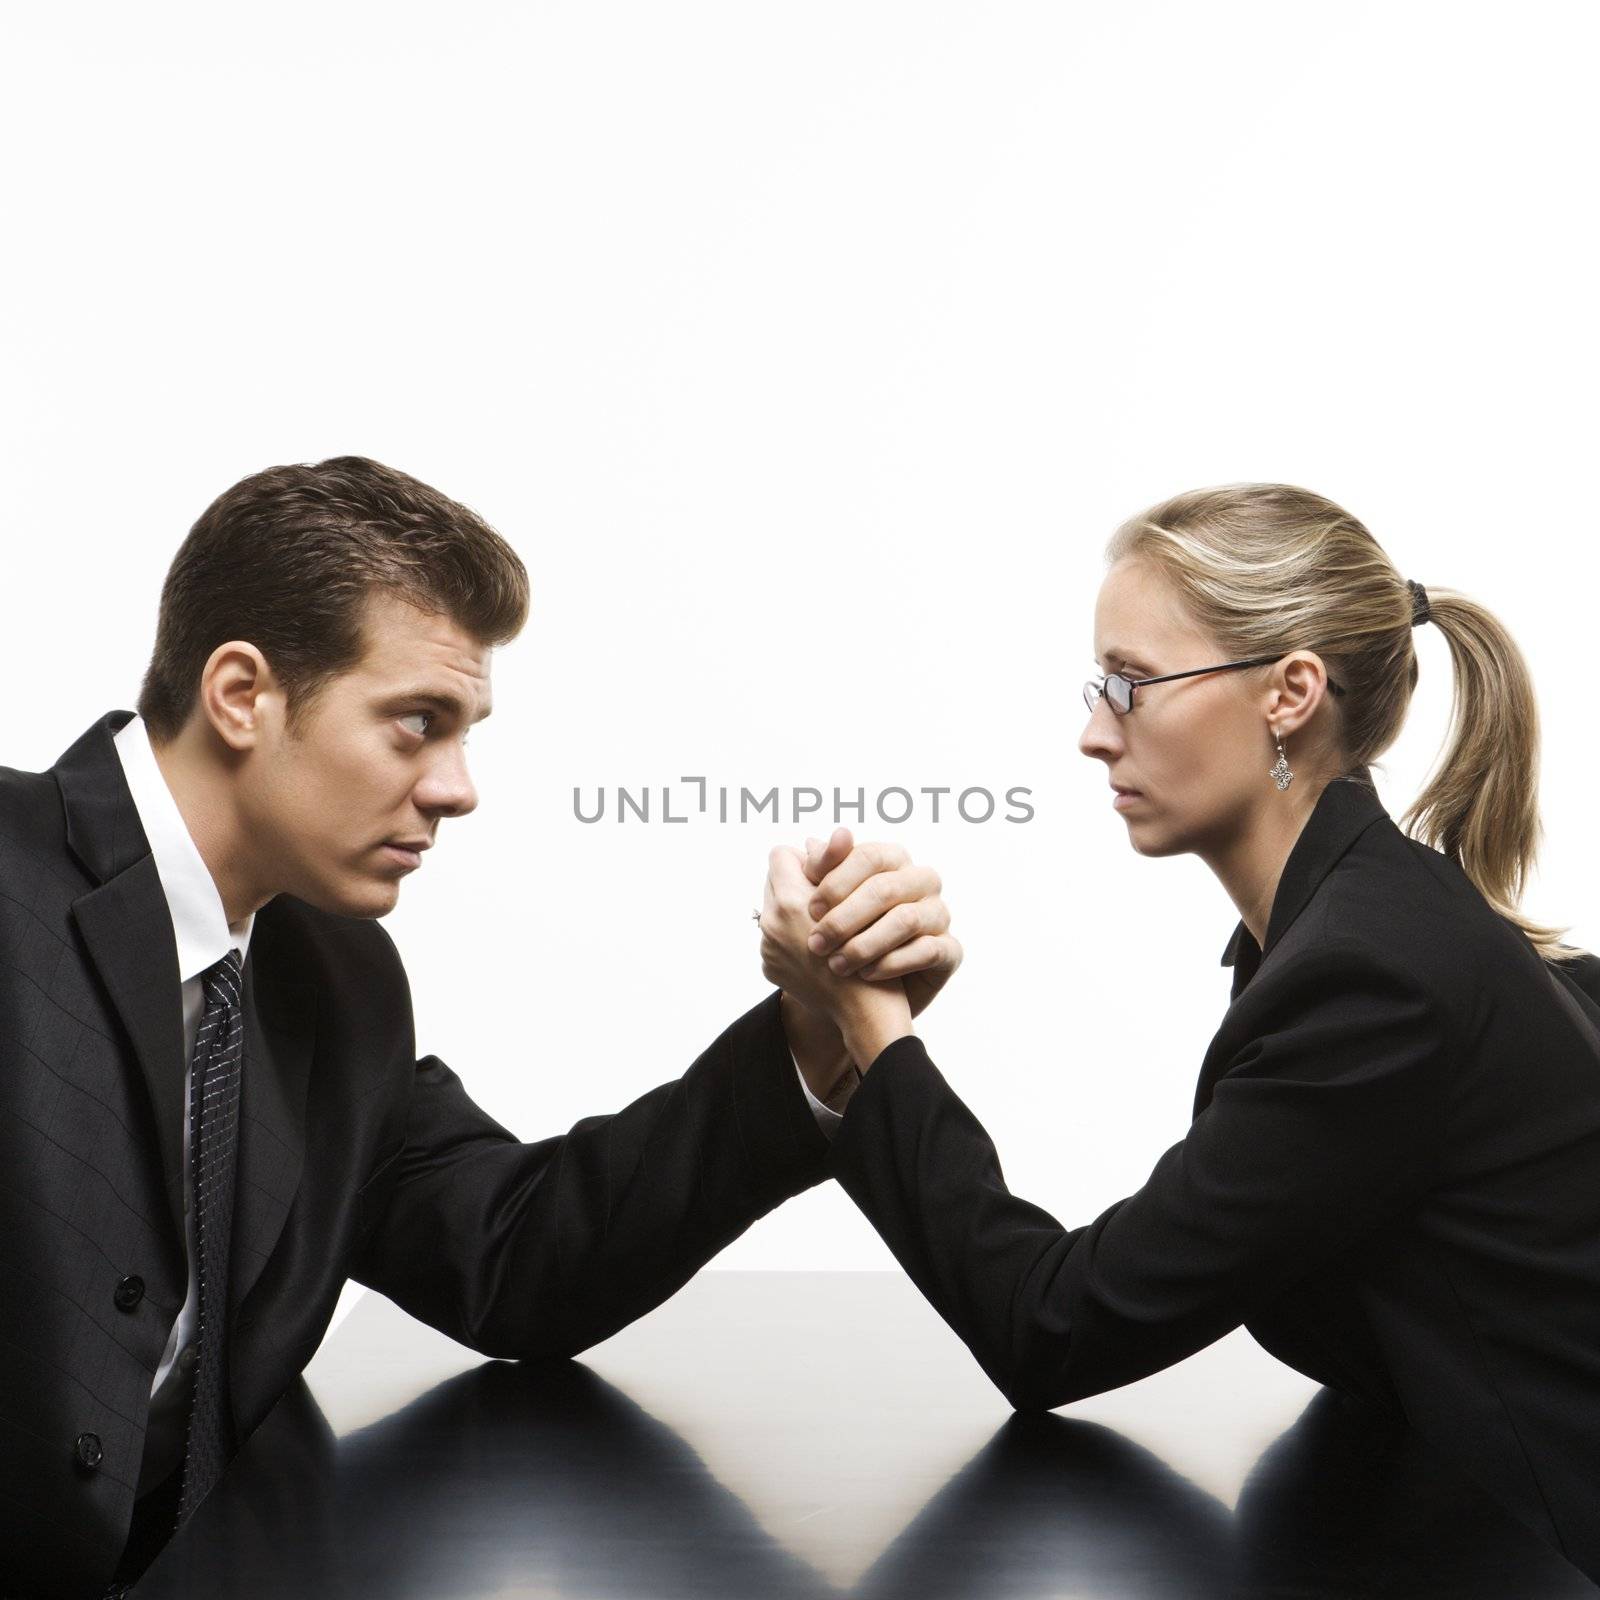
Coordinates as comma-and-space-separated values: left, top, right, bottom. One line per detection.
113, 714, 256, 1494
112, 713, 842, 1492
798, 1058, 852, 1128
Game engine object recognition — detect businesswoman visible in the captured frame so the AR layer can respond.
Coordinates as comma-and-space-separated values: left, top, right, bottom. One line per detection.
759, 482, 1600, 1584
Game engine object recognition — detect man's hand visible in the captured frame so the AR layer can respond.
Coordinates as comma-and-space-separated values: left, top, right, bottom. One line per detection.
800, 826, 962, 1019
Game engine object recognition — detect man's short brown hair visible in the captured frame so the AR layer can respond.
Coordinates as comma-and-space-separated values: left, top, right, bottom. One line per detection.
136, 455, 530, 742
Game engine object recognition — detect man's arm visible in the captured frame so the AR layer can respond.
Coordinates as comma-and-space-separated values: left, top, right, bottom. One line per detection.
349, 986, 827, 1362
350, 839, 955, 1355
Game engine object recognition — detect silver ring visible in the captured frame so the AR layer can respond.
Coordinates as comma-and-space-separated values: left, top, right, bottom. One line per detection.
751, 909, 762, 921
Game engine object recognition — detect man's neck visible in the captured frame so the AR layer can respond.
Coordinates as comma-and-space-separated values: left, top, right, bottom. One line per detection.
149, 727, 266, 927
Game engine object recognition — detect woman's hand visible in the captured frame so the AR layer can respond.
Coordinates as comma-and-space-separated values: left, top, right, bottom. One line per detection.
801, 827, 963, 1019
760, 845, 913, 1071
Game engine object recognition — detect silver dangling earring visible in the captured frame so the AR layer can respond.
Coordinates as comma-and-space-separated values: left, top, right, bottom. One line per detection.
1269, 723, 1293, 791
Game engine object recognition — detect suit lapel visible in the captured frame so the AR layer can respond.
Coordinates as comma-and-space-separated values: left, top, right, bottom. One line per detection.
1217, 775, 1389, 981
60, 712, 190, 1241
1255, 775, 1388, 959
1196, 775, 1391, 1119
55, 710, 318, 1318
1218, 918, 1262, 1005
72, 857, 189, 1242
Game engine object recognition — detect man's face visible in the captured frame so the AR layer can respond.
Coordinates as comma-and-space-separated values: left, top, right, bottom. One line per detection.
239, 590, 493, 918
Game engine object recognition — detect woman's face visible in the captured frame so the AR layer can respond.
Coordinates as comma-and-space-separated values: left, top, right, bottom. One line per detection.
1079, 558, 1282, 859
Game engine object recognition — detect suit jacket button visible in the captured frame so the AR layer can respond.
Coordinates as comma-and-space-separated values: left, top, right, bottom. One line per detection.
74, 1432, 103, 1472
113, 1274, 145, 1311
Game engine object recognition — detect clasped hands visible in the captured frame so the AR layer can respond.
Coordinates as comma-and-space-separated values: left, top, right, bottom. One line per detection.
759, 826, 962, 1112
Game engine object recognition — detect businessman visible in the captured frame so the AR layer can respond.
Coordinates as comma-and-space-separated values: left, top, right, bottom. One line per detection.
0, 455, 960, 1598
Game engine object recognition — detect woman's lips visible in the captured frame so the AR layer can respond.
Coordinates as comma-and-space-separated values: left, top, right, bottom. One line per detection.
1113, 790, 1143, 809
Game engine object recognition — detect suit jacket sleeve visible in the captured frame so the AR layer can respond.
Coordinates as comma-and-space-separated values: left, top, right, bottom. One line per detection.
348, 986, 828, 1360
826, 941, 1451, 1411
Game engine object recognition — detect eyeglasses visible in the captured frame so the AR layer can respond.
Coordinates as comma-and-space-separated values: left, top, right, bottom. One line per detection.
1083, 653, 1347, 716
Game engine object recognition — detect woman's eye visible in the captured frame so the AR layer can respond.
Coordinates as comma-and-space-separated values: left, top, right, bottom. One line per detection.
399, 712, 433, 737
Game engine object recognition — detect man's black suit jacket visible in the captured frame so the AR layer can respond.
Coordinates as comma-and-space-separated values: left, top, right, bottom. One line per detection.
826, 774, 1600, 1585
0, 711, 831, 1599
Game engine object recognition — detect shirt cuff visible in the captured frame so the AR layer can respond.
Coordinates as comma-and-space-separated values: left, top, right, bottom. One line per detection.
791, 1047, 856, 1137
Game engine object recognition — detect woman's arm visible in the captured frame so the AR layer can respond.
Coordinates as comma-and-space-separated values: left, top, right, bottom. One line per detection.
823, 941, 1450, 1411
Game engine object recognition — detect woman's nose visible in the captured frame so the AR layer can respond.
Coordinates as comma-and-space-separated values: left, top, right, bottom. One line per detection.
1079, 698, 1123, 760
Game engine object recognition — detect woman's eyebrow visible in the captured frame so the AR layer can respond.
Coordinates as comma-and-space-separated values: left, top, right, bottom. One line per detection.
1095, 649, 1151, 671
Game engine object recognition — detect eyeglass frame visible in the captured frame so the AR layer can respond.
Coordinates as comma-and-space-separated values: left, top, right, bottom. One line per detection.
1083, 652, 1347, 716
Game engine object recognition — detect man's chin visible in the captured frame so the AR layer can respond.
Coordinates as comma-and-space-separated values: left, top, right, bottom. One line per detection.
296, 877, 402, 920
354, 880, 404, 919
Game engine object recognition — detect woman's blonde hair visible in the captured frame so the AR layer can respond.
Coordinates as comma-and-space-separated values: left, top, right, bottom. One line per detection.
1105, 482, 1583, 967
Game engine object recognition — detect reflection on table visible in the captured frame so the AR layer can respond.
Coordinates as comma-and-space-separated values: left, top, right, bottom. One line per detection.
135, 1272, 1596, 1597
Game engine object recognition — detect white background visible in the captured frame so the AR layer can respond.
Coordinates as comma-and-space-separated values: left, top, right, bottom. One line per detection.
3, 2, 1595, 1332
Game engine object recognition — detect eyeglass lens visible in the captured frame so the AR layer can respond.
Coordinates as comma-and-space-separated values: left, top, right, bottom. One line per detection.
1084, 674, 1133, 714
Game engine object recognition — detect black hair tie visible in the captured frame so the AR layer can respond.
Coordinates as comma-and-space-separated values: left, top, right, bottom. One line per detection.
1406, 578, 1431, 627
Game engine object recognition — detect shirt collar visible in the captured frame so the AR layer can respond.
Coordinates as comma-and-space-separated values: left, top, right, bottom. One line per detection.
1219, 774, 1389, 996
112, 713, 255, 982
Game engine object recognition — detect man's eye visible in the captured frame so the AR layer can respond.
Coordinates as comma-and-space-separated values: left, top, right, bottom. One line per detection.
399, 712, 433, 737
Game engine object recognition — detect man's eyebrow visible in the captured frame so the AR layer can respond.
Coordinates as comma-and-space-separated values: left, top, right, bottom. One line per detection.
384, 690, 494, 723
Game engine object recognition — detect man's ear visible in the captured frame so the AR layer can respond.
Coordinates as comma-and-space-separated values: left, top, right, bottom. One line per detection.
197, 640, 276, 753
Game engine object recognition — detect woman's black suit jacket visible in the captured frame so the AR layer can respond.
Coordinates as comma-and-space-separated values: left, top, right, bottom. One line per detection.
828, 774, 1600, 1583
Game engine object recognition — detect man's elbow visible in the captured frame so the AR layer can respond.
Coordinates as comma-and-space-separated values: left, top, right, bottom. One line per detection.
993, 1348, 1073, 1414
464, 1317, 591, 1365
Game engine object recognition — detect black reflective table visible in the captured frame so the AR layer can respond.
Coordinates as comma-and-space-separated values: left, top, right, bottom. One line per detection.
135, 1271, 1596, 1597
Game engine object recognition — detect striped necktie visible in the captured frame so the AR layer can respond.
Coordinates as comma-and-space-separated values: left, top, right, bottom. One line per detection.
173, 946, 247, 1530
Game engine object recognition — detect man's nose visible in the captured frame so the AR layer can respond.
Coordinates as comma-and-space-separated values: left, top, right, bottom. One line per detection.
417, 742, 479, 819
